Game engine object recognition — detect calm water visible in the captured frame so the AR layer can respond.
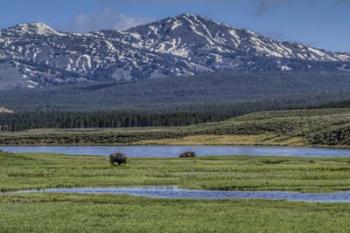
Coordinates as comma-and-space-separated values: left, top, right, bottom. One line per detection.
10, 186, 350, 203
2, 145, 350, 157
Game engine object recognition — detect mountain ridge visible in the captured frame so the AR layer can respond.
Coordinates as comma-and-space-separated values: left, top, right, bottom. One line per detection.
0, 13, 349, 89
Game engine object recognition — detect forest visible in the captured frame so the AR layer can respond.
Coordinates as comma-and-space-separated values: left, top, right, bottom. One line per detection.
1, 71, 350, 111
1, 71, 350, 131
0, 100, 305, 131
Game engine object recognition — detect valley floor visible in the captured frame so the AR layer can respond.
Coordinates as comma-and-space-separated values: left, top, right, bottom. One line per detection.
2, 153, 350, 232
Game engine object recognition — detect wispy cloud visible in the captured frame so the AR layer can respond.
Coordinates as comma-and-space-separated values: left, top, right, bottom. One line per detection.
255, 0, 289, 15
68, 8, 152, 32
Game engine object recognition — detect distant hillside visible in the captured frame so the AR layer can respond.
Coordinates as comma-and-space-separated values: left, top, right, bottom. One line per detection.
3, 108, 350, 147
1, 72, 350, 112
0, 13, 349, 89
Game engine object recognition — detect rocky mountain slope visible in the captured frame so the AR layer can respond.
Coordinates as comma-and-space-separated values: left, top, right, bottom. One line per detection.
0, 13, 349, 89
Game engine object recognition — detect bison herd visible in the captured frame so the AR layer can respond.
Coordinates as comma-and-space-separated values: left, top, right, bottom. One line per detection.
109, 151, 196, 166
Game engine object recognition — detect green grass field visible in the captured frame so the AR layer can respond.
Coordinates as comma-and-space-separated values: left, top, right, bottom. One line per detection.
2, 152, 350, 232
2, 194, 350, 233
2, 108, 350, 146
3, 152, 350, 193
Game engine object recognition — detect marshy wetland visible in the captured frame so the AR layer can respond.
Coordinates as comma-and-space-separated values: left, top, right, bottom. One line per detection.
8, 186, 350, 203
3, 151, 350, 232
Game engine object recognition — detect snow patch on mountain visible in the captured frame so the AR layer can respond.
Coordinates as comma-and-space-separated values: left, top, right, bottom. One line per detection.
5, 23, 65, 36
0, 107, 14, 113
171, 20, 183, 30
0, 13, 349, 89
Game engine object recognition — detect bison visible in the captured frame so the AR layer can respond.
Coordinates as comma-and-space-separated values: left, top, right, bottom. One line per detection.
179, 151, 196, 158
109, 153, 128, 166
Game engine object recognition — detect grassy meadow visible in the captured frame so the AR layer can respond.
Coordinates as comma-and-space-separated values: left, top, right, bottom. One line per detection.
3, 152, 350, 192
2, 152, 350, 232
2, 194, 350, 233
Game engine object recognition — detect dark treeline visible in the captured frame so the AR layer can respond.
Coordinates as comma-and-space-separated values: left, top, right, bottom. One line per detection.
319, 99, 350, 109
0, 99, 314, 131
0, 98, 333, 132
0, 110, 231, 132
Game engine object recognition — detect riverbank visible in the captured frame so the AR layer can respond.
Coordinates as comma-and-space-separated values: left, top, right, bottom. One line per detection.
133, 134, 306, 146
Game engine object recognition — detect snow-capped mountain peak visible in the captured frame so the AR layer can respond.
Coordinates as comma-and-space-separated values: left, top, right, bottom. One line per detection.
3, 23, 65, 36
0, 13, 349, 89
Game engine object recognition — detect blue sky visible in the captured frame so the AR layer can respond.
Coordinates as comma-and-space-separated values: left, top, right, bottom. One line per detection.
0, 0, 349, 52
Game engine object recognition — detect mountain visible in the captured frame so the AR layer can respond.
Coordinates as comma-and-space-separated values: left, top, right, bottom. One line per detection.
0, 13, 350, 89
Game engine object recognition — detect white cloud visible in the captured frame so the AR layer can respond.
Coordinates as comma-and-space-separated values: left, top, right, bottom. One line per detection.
69, 8, 152, 32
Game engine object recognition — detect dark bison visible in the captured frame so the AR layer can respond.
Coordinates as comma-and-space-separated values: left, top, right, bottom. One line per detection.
109, 153, 128, 166
179, 151, 196, 158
